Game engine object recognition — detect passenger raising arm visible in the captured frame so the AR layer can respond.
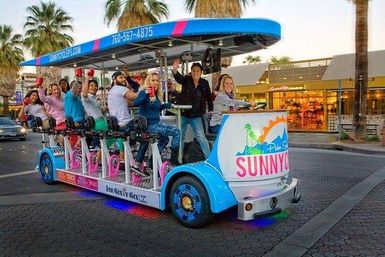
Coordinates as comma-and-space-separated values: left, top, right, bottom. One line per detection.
172, 59, 212, 159
81, 69, 119, 156
133, 72, 181, 166
107, 70, 140, 161
37, 79, 66, 128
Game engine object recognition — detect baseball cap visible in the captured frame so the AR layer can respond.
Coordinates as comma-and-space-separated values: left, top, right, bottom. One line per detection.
112, 71, 124, 80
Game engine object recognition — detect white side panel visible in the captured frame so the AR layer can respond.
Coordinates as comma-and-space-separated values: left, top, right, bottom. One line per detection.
98, 180, 160, 209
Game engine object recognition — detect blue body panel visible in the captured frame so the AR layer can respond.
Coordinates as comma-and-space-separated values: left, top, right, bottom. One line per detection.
160, 162, 237, 213
38, 148, 65, 179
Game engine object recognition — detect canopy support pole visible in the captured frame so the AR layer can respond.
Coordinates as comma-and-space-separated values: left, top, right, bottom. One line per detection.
100, 61, 107, 108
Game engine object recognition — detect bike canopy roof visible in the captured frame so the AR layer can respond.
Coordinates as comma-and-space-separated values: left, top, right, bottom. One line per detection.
20, 18, 280, 71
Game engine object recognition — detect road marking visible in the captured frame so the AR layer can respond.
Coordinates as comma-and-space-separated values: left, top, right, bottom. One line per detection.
0, 170, 36, 179
0, 191, 107, 206
263, 164, 385, 257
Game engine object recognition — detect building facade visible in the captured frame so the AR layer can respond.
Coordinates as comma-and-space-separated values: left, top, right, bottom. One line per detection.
226, 50, 385, 134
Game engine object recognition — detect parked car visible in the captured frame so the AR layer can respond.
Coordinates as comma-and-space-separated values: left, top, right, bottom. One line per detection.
0, 117, 27, 141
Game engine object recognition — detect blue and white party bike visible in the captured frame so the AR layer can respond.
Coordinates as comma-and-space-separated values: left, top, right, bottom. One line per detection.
21, 18, 301, 228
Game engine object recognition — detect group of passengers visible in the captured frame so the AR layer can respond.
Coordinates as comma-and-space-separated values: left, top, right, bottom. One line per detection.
19, 59, 255, 168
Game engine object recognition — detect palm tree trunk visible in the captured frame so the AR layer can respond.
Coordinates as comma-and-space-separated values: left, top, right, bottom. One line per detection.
352, 0, 368, 141
2, 96, 9, 116
36, 67, 62, 87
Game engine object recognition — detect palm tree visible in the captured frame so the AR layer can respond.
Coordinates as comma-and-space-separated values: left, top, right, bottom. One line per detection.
270, 56, 292, 69
186, 0, 255, 18
270, 56, 291, 64
243, 55, 262, 64
104, 0, 169, 31
24, 1, 74, 85
0, 25, 24, 116
185, 0, 256, 88
349, 0, 369, 141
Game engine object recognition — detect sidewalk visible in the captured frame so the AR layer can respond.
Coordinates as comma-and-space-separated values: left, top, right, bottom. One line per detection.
289, 132, 385, 156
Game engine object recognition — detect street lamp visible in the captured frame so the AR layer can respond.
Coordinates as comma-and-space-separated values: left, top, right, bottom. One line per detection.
21, 75, 25, 100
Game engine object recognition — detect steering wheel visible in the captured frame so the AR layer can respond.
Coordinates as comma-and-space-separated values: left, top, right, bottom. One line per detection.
255, 102, 267, 110
236, 102, 267, 111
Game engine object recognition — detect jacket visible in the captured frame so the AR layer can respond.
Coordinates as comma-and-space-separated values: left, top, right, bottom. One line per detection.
173, 70, 213, 118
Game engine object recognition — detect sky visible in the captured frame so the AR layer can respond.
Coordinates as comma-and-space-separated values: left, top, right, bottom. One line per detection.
1, 0, 385, 69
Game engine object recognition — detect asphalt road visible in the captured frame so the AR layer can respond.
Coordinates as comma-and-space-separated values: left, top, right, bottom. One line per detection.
0, 132, 41, 175
1, 134, 385, 257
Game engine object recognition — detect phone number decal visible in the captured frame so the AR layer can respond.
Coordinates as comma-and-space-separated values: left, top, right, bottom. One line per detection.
112, 26, 154, 45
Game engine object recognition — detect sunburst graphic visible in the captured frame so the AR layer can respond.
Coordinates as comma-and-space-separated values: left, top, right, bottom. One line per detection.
258, 116, 287, 143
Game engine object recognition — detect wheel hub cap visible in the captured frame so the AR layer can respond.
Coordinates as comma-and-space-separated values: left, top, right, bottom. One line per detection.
181, 195, 193, 211
44, 165, 49, 175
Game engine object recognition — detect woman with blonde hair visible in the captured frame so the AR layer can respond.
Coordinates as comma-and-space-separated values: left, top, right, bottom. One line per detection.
133, 72, 181, 166
209, 75, 255, 133
38, 82, 66, 130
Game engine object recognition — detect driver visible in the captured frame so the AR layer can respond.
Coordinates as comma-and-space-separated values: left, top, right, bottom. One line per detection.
209, 75, 255, 133
172, 60, 212, 159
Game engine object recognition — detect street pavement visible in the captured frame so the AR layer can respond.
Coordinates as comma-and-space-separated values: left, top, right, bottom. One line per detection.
289, 132, 385, 156
1, 132, 385, 256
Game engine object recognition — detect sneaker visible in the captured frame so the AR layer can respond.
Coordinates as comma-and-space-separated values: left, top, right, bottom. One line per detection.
131, 162, 147, 177
119, 152, 125, 162
96, 150, 102, 162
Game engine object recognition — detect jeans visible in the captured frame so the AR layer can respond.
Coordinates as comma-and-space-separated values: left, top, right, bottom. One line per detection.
119, 120, 146, 163
147, 122, 180, 152
209, 124, 220, 134
181, 116, 211, 159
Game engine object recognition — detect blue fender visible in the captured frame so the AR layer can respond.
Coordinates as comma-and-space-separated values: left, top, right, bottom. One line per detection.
38, 147, 65, 180
160, 162, 237, 213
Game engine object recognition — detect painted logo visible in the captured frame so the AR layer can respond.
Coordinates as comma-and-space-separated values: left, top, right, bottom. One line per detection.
57, 171, 98, 190
217, 113, 289, 181
237, 116, 288, 155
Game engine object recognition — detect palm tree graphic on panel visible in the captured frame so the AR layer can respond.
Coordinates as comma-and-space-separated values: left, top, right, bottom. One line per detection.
244, 124, 262, 155
238, 117, 288, 156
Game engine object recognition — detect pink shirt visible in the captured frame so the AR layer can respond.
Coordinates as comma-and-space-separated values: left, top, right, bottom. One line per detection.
38, 88, 65, 124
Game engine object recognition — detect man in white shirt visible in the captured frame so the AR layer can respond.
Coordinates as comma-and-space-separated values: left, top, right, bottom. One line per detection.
108, 71, 137, 128
108, 71, 147, 171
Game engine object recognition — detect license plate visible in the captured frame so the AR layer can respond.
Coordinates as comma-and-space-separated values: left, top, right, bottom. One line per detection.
7, 133, 16, 136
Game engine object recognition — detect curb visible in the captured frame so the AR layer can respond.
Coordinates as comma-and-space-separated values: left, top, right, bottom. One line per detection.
289, 142, 385, 156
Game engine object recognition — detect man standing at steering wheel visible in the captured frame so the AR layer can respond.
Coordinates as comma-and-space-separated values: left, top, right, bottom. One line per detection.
172, 59, 213, 159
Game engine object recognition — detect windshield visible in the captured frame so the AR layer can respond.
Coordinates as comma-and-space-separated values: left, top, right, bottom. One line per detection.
0, 117, 17, 126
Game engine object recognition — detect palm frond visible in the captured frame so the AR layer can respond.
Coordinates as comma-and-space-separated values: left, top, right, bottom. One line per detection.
185, 0, 196, 13
147, 0, 169, 20
105, 0, 123, 26
24, 1, 74, 56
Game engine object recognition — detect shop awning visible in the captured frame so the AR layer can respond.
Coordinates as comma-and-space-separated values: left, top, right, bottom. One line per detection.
221, 63, 269, 86
322, 50, 385, 80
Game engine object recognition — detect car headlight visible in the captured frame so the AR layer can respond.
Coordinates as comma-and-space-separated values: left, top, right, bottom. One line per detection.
0, 129, 3, 133
20, 128, 26, 133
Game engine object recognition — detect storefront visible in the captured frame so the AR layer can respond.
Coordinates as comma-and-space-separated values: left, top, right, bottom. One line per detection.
234, 50, 385, 133
268, 86, 326, 131
265, 84, 385, 132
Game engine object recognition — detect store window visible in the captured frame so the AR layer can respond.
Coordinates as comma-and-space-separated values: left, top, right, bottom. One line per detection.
239, 93, 252, 101
326, 91, 337, 115
327, 88, 385, 115
368, 90, 385, 114
253, 93, 266, 102
271, 90, 325, 131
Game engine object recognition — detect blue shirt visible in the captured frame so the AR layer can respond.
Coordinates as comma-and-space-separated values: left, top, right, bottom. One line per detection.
64, 90, 85, 122
133, 91, 171, 126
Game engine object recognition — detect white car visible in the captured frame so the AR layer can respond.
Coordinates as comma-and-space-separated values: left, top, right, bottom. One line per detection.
0, 117, 27, 141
